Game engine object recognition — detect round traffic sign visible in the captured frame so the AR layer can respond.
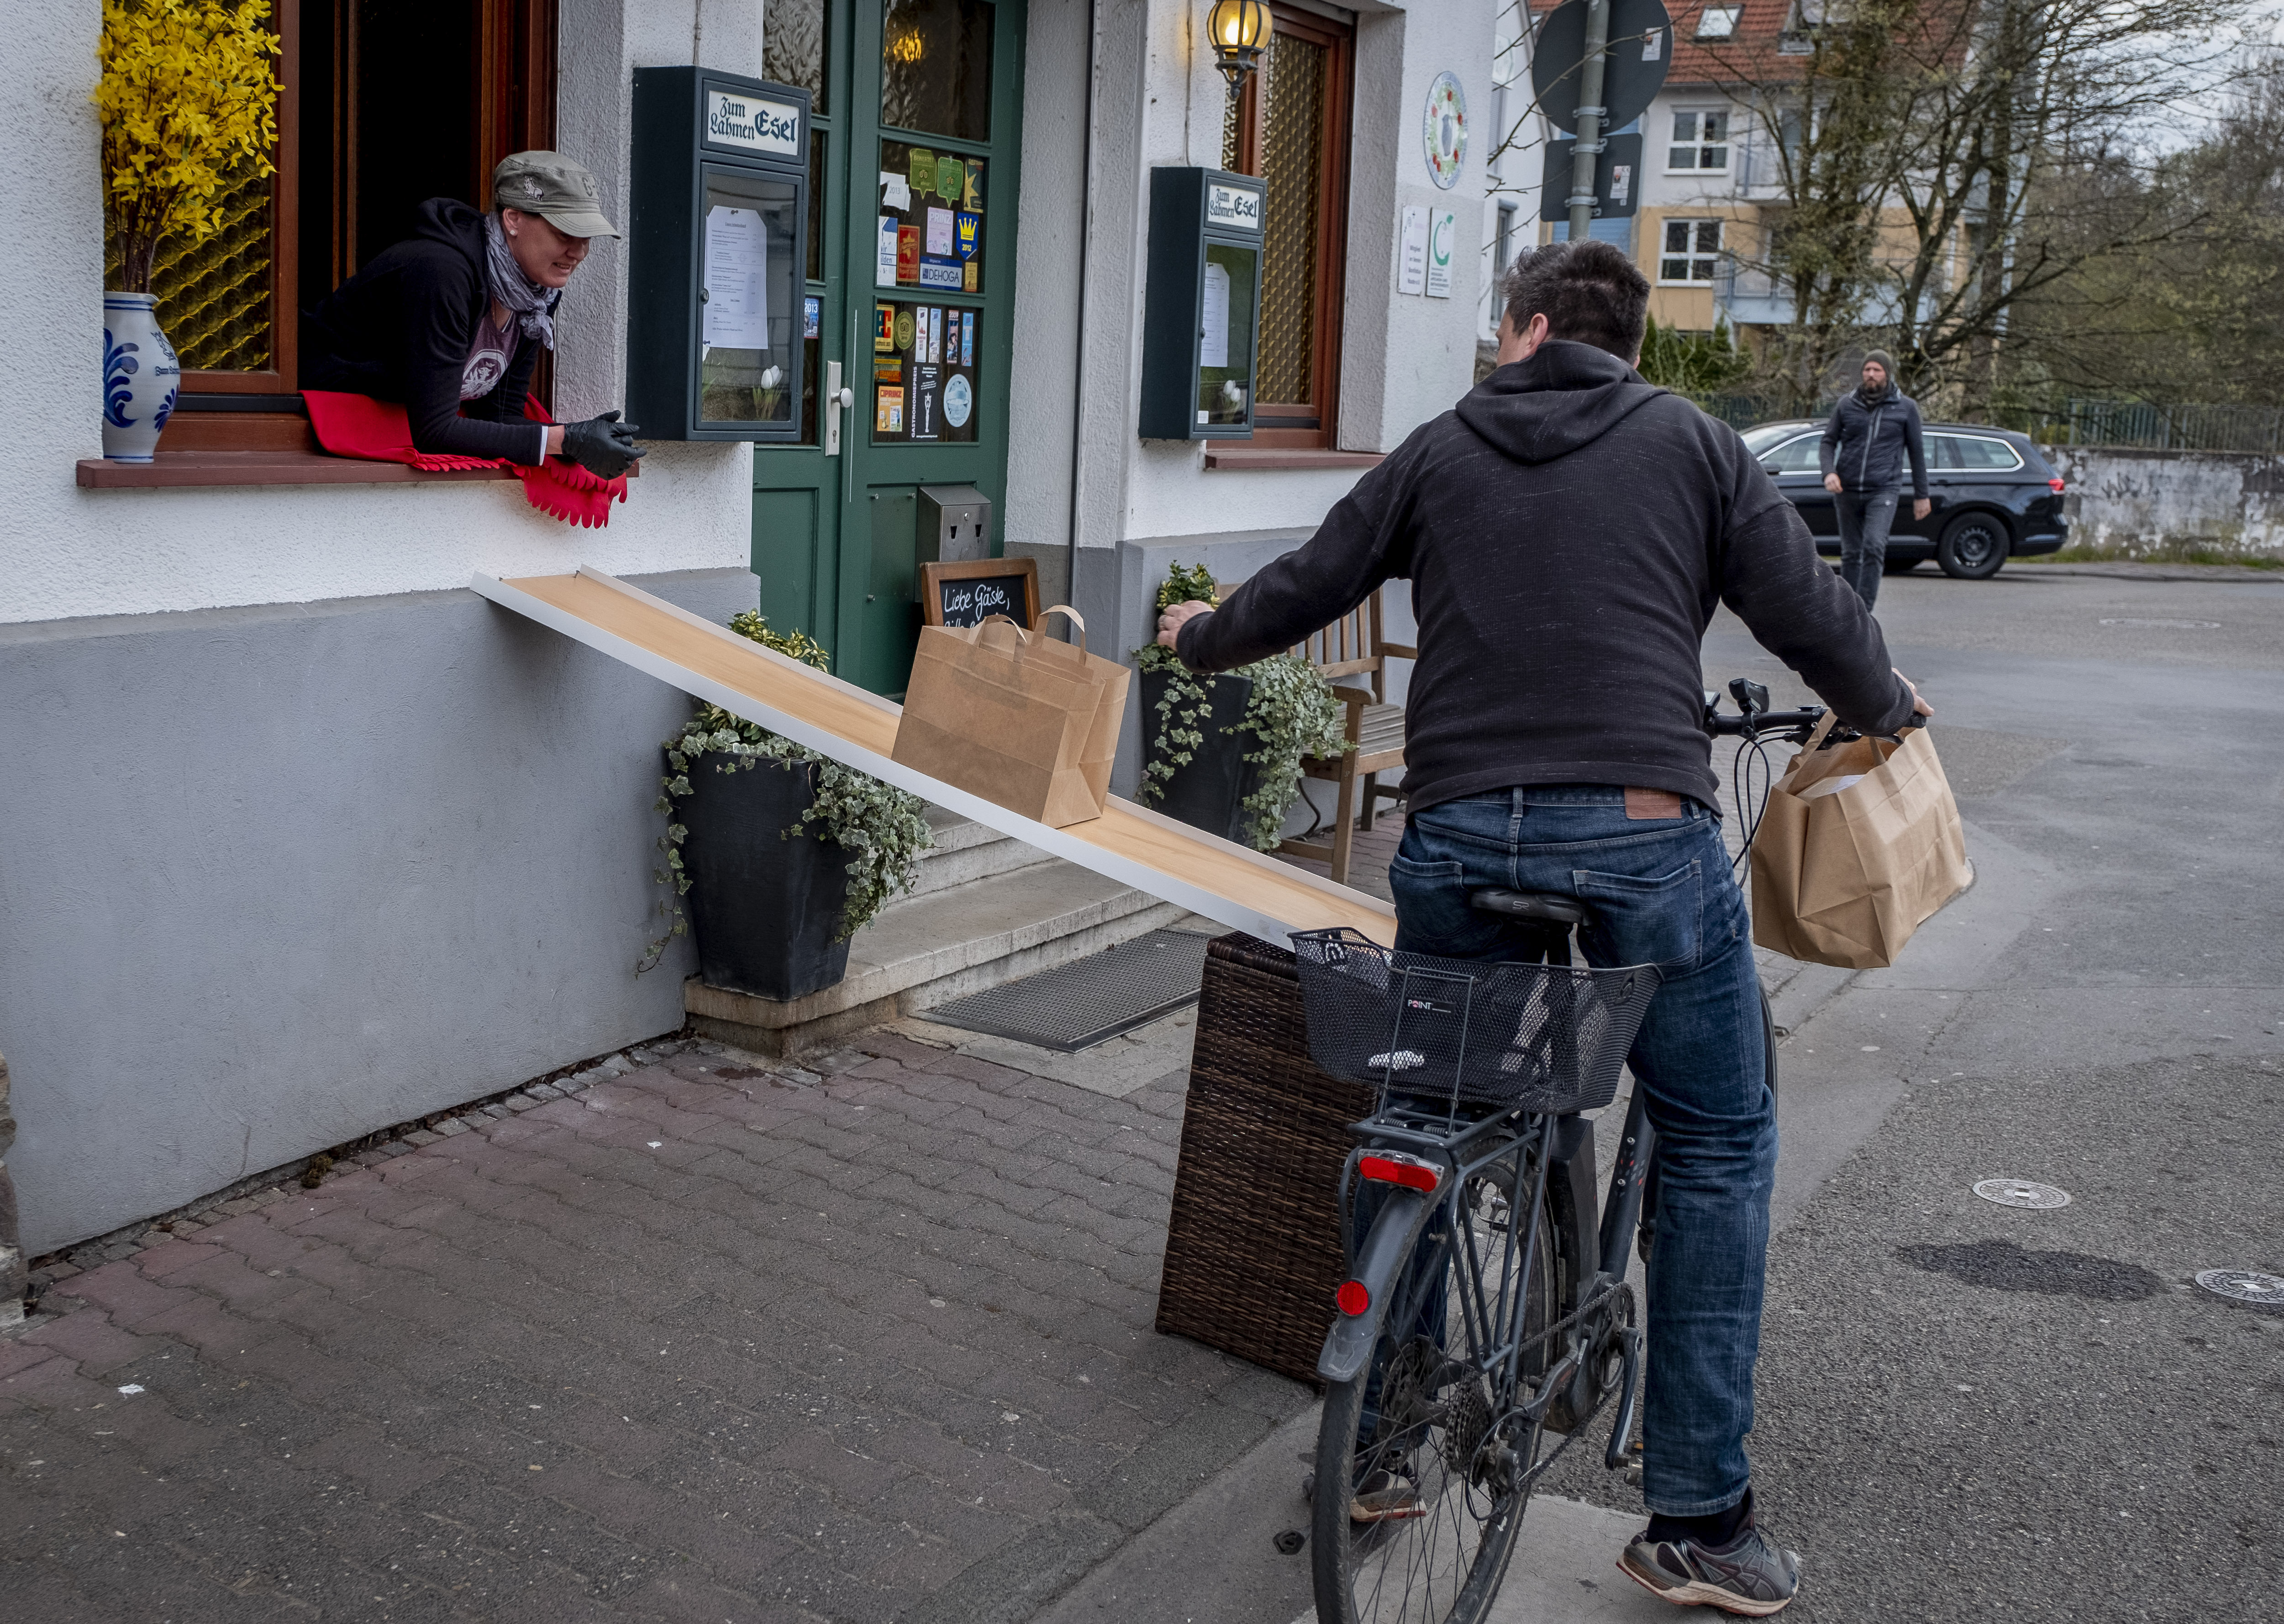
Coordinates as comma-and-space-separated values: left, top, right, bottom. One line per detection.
1531, 0, 1675, 136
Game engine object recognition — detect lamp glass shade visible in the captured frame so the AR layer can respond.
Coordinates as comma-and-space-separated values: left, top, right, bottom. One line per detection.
1209, 0, 1269, 52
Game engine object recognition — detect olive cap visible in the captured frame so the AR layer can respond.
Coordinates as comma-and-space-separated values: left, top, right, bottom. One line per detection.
492, 151, 620, 238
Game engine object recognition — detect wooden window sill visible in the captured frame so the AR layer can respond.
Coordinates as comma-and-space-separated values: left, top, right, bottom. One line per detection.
75, 450, 637, 490
1202, 446, 1386, 472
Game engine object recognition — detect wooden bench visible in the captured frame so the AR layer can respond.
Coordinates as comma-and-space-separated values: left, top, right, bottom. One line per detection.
1212, 580, 1413, 886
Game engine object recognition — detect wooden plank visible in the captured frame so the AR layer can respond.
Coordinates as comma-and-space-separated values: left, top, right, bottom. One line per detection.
476, 568, 1398, 946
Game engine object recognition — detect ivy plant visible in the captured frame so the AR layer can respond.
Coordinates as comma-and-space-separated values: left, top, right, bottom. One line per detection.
1134, 562, 1349, 851
639, 612, 933, 972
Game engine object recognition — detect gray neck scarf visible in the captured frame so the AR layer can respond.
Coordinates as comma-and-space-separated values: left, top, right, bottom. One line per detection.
484, 212, 559, 350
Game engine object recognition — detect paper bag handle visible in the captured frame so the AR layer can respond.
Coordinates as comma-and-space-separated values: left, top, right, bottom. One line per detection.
969, 607, 1088, 657
1037, 605, 1087, 656
1801, 710, 1841, 753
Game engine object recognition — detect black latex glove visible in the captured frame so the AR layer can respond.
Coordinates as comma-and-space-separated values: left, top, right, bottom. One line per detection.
560, 410, 645, 479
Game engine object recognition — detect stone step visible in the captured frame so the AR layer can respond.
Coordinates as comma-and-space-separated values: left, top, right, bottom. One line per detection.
686, 856, 1189, 1057
906, 806, 1058, 897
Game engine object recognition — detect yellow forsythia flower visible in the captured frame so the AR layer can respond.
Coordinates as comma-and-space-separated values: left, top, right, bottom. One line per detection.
94, 0, 280, 291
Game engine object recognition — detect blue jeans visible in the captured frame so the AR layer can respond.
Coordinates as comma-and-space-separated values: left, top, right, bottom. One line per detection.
1388, 786, 1774, 1517
1836, 490, 1900, 609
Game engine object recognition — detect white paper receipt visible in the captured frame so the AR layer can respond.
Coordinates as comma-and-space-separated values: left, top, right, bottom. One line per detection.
702, 206, 770, 349
1200, 261, 1231, 368
1797, 773, 1865, 801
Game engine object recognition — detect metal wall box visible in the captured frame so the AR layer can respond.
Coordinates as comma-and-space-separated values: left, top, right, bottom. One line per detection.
916, 484, 993, 575
1138, 168, 1265, 441
628, 67, 810, 442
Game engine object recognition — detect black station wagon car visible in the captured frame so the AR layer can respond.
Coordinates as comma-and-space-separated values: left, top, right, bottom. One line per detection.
1742, 420, 2069, 579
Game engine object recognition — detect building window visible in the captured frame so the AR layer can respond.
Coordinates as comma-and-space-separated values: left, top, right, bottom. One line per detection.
1667, 110, 1729, 172
1495, 200, 1519, 282
1697, 5, 1742, 37
127, 0, 558, 446
1218, 3, 1353, 448
1659, 219, 1723, 282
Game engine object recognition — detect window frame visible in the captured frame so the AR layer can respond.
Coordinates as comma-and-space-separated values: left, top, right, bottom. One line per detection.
1758, 431, 1822, 474
163, 0, 558, 449
1657, 216, 1725, 284
1216, 2, 1353, 452
1695, 5, 1742, 38
1664, 109, 1731, 175
1933, 432, 2025, 472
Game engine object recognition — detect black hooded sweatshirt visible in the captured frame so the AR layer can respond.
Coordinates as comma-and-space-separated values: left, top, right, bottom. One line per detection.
1175, 342, 1914, 814
300, 199, 547, 464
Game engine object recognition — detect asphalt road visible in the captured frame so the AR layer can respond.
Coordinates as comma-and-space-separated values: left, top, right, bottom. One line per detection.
1536, 564, 2284, 1621
1061, 564, 2284, 1624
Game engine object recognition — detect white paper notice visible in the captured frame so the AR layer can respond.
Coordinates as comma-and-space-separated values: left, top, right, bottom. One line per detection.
702, 206, 770, 348
1426, 210, 1456, 299
1200, 261, 1231, 368
1399, 206, 1429, 295
926, 206, 955, 257
877, 215, 899, 288
880, 171, 911, 211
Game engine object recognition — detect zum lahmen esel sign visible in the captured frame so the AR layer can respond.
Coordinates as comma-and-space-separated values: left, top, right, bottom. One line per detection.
708, 89, 800, 156
1205, 183, 1262, 232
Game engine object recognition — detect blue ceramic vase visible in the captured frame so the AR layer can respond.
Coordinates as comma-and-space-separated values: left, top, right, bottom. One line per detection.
102, 292, 181, 462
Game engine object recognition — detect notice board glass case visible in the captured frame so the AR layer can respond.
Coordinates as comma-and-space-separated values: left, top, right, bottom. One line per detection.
629, 68, 811, 442
1139, 168, 1265, 441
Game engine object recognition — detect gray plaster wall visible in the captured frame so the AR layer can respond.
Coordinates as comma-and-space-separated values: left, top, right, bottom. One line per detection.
0, 569, 756, 1255
2045, 446, 2284, 560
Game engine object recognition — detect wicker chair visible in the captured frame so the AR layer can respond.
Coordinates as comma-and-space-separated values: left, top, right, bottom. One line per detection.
1204, 580, 1413, 886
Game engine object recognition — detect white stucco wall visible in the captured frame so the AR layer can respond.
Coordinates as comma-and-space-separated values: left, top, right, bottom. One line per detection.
0, 0, 760, 628
1046, 0, 1495, 567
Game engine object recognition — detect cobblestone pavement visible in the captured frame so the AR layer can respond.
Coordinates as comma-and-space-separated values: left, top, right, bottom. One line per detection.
0, 1033, 1310, 1623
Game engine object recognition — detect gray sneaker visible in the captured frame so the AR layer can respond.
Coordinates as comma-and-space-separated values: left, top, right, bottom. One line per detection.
1617, 1524, 1801, 1615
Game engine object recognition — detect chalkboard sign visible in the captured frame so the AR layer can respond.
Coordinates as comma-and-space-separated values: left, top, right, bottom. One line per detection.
921, 557, 1039, 630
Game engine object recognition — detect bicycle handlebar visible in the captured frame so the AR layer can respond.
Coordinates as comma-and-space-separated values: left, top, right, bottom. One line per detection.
1703, 680, 1926, 747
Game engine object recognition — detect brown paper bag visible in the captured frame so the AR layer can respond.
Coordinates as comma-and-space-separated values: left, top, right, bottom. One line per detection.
892, 606, 1131, 827
1750, 714, 1973, 969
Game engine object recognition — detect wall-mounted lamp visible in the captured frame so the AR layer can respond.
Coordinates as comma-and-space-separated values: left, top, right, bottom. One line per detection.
1206, 0, 1269, 101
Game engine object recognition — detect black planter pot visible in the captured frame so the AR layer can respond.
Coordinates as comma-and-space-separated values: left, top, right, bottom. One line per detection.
1140, 668, 1267, 845
674, 751, 853, 1000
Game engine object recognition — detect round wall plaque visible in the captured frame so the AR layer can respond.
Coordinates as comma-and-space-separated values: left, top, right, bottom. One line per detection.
1424, 71, 1468, 190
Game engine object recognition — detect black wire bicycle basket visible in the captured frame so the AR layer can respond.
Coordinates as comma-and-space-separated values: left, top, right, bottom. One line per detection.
1289, 928, 1662, 1114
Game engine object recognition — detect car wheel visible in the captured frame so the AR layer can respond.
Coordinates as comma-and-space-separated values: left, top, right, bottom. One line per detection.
1937, 513, 2009, 579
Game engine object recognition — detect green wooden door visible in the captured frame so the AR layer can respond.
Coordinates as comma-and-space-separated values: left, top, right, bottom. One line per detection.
751, 0, 1026, 698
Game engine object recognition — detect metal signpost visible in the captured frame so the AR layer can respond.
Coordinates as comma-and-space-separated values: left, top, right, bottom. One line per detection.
1531, 0, 1673, 239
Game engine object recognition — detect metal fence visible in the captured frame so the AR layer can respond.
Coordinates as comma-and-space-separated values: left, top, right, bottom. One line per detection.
1690, 392, 2284, 454
2027, 400, 2284, 455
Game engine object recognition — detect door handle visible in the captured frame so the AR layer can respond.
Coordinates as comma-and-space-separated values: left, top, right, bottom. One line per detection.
825, 361, 848, 456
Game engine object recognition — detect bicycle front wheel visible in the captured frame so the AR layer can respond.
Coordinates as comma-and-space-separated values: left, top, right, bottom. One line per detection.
1311, 1159, 1564, 1624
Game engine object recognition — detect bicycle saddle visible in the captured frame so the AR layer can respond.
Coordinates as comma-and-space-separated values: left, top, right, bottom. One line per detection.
1468, 889, 1588, 926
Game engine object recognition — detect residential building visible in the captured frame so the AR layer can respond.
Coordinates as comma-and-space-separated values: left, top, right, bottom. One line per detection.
0, 0, 1497, 1259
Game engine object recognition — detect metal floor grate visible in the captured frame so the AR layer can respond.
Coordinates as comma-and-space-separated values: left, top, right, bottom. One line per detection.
921, 929, 1214, 1052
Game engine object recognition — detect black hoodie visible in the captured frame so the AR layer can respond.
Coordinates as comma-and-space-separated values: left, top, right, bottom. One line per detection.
300, 199, 547, 464
1175, 342, 1914, 813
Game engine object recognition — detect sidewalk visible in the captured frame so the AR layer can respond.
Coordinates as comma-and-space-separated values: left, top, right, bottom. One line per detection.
0, 1032, 1310, 1623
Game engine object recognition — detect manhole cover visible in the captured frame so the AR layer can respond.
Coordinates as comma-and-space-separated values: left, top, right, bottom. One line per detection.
2098, 617, 2220, 629
1973, 1178, 2072, 1209
2194, 1269, 2284, 1307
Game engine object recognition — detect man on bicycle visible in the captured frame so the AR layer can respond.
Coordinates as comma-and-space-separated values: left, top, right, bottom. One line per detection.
1158, 239, 1929, 1616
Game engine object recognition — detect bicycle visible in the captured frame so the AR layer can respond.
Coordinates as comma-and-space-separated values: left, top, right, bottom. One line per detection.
1294, 679, 1903, 1624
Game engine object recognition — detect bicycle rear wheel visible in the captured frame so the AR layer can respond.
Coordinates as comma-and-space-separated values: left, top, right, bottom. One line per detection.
1311, 1156, 1566, 1624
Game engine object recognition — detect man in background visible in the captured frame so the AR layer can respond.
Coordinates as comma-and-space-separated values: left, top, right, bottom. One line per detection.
1820, 351, 1931, 610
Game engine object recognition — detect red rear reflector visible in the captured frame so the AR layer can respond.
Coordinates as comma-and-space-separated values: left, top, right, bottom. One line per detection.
2049, 477, 2065, 492
1358, 1153, 1441, 1193
1336, 1280, 1371, 1317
